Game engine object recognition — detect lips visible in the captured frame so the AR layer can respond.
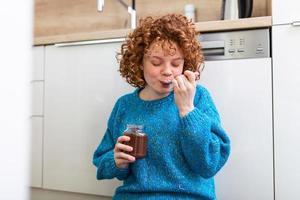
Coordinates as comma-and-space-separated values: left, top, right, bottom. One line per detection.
160, 79, 173, 84
160, 79, 173, 89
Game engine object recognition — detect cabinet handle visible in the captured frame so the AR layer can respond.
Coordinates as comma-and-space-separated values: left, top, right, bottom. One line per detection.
30, 80, 44, 83
292, 21, 300, 27
30, 115, 43, 118
54, 38, 125, 47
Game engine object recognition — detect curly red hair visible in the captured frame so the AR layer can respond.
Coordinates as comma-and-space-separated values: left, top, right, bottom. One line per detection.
117, 13, 204, 88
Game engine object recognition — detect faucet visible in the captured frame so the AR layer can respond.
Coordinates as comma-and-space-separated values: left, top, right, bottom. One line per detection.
97, 0, 136, 29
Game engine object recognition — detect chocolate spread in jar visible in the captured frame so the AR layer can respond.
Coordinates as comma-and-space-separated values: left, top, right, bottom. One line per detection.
123, 124, 147, 159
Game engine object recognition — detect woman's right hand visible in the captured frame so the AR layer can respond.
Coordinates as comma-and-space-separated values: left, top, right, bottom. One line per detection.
114, 135, 136, 169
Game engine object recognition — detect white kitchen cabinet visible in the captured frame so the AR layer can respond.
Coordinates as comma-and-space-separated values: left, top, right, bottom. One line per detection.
30, 117, 43, 187
273, 25, 300, 199
43, 43, 133, 196
31, 46, 44, 116
32, 46, 44, 81
31, 82, 44, 116
30, 46, 45, 188
272, 0, 300, 25
199, 58, 273, 200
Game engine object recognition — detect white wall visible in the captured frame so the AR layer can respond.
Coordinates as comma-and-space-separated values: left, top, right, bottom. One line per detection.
31, 188, 111, 200
0, 1, 32, 200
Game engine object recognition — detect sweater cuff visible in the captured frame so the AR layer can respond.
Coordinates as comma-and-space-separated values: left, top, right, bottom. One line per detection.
97, 151, 129, 180
180, 108, 211, 134
108, 151, 129, 175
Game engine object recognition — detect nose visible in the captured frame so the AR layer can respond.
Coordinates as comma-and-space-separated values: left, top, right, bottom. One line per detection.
161, 64, 172, 76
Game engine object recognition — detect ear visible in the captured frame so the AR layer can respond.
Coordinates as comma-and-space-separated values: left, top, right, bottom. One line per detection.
140, 65, 144, 70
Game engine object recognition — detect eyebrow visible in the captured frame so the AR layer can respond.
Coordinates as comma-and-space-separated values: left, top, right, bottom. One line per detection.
150, 56, 184, 60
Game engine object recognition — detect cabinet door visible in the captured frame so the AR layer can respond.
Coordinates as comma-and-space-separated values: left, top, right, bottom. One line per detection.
273, 25, 300, 199
199, 58, 273, 200
30, 46, 45, 188
273, 0, 300, 25
43, 43, 133, 196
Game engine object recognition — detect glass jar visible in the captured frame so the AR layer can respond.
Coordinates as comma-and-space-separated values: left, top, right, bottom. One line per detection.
123, 124, 147, 159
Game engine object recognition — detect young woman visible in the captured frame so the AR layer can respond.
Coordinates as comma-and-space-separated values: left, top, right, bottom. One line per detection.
93, 14, 230, 200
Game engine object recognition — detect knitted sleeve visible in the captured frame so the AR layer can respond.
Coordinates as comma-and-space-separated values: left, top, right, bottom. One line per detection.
179, 85, 231, 178
92, 99, 130, 180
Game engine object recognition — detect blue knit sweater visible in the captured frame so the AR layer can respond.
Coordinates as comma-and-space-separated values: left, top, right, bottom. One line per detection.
93, 84, 230, 200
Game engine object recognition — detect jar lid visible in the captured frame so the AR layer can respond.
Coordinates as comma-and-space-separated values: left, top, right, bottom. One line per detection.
127, 124, 144, 129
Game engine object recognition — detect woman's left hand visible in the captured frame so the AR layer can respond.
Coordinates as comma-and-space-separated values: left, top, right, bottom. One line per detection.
172, 70, 199, 117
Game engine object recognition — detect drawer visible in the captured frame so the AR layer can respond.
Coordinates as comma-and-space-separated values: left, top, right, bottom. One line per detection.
32, 46, 44, 81
31, 82, 44, 116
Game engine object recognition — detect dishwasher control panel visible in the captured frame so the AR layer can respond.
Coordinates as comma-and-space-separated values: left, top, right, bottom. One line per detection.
199, 29, 270, 60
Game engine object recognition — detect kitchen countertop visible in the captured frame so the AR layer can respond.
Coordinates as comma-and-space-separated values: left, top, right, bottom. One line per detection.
34, 16, 272, 46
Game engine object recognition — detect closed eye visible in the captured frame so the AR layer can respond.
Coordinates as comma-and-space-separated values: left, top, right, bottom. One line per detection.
151, 61, 162, 66
172, 62, 183, 67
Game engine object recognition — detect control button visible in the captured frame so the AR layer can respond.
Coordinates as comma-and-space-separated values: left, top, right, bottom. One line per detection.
256, 47, 263, 51
239, 38, 245, 45
228, 49, 235, 53
237, 49, 244, 52
256, 51, 264, 55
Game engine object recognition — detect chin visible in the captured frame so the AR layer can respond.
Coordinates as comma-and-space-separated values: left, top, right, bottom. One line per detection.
158, 87, 172, 94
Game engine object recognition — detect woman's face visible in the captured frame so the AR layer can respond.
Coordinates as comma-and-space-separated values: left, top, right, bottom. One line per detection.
141, 41, 184, 99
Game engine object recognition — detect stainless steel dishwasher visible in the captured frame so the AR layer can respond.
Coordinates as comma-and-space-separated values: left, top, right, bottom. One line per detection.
198, 29, 273, 200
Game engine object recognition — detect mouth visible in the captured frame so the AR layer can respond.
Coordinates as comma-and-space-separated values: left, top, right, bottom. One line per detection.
160, 79, 173, 88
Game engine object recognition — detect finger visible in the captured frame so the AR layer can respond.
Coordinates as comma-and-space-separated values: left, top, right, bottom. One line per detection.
181, 75, 193, 89
116, 158, 135, 165
115, 143, 133, 152
115, 152, 136, 161
175, 75, 186, 90
117, 135, 130, 143
184, 70, 196, 85
195, 71, 201, 81
172, 79, 179, 91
